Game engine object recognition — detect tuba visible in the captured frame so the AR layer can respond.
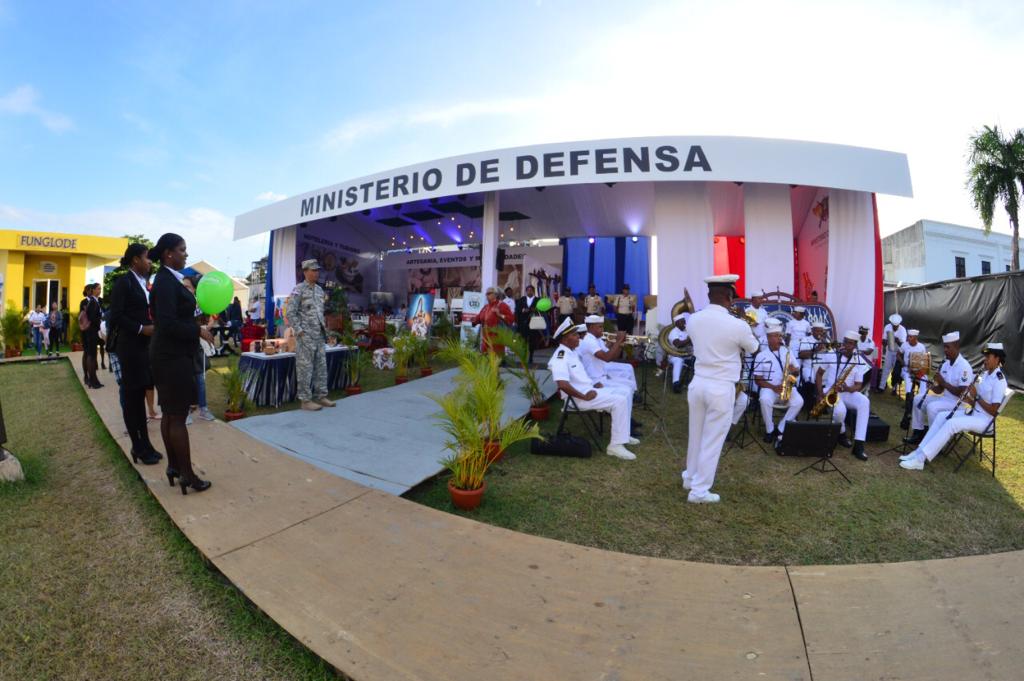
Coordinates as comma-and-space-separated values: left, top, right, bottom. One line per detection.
658, 288, 695, 359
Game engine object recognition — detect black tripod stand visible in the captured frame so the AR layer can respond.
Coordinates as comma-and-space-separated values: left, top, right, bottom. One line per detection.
634, 350, 679, 456
725, 354, 770, 456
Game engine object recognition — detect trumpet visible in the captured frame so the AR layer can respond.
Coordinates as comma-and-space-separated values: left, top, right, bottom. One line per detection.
602, 332, 649, 346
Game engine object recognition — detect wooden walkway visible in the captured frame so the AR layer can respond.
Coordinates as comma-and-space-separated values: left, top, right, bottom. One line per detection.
67, 354, 1024, 681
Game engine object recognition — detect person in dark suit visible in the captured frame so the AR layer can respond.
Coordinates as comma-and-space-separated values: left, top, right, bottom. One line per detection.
79, 283, 103, 388
107, 243, 162, 466
149, 233, 215, 495
515, 285, 540, 363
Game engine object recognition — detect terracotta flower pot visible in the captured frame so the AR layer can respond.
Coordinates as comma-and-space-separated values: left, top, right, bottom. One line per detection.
72, 343, 83, 352
484, 440, 504, 463
395, 375, 408, 385
345, 385, 362, 396
3, 348, 16, 358
629, 358, 640, 368
224, 410, 245, 422
448, 480, 486, 511
529, 404, 550, 421
420, 367, 433, 377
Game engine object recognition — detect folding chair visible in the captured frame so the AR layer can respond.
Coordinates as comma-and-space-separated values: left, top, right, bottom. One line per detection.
950, 388, 1015, 477
555, 393, 606, 450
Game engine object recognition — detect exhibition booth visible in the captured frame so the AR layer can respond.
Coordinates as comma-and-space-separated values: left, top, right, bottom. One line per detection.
235, 136, 913, 348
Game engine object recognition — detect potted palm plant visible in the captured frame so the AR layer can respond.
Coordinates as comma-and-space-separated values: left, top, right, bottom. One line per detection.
222, 359, 250, 421
392, 331, 415, 384
1, 306, 25, 358
414, 334, 433, 377
345, 348, 371, 395
69, 315, 83, 352
494, 327, 549, 420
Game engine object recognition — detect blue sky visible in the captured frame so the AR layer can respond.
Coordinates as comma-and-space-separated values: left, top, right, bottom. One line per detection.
1, 0, 1022, 276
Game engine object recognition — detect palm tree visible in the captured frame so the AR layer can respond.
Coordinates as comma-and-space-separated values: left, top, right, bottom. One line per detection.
967, 125, 1023, 271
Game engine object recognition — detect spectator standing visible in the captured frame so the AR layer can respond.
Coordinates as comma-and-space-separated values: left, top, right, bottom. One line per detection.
44, 302, 62, 356
27, 305, 46, 358
79, 284, 103, 387
516, 285, 540, 363
181, 276, 216, 424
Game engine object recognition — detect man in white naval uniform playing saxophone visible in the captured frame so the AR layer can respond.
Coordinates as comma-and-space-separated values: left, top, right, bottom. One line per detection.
814, 331, 872, 461
548, 318, 640, 461
752, 319, 802, 443
900, 342, 1008, 470
681, 274, 760, 504
578, 315, 638, 393
903, 331, 974, 446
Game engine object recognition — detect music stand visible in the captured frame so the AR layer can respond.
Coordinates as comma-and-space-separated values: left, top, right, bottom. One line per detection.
725, 355, 770, 456
781, 421, 851, 483
877, 379, 919, 458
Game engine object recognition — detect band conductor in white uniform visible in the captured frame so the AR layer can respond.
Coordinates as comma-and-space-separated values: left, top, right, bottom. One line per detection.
682, 274, 760, 504
815, 331, 872, 460
753, 319, 803, 443
578, 315, 638, 393
548, 318, 640, 461
667, 312, 693, 393
878, 313, 907, 394
904, 331, 974, 446
900, 342, 1009, 470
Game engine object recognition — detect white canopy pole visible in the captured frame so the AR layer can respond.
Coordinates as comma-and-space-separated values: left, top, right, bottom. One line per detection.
480, 191, 500, 291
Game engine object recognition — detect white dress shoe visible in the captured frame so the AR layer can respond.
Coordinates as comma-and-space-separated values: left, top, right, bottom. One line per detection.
606, 444, 637, 460
900, 455, 925, 471
899, 450, 920, 462
626, 436, 641, 446
681, 471, 691, 490
687, 491, 721, 504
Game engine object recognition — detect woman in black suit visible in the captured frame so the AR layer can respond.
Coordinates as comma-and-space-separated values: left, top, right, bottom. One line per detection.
149, 233, 215, 494
107, 243, 162, 466
79, 283, 103, 388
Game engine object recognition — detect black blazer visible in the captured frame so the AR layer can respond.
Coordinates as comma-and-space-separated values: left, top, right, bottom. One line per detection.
515, 296, 539, 329
107, 272, 151, 358
149, 267, 199, 362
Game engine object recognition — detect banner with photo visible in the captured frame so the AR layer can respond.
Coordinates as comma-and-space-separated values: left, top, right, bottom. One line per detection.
295, 230, 376, 305
407, 293, 434, 338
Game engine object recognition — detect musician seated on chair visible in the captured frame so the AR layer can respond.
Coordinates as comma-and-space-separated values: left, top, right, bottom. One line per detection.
857, 324, 877, 391
813, 331, 872, 461
667, 312, 694, 393
578, 315, 638, 394
797, 321, 828, 413
753, 320, 802, 444
904, 331, 974, 446
900, 343, 1008, 471
898, 329, 929, 430
548, 318, 639, 461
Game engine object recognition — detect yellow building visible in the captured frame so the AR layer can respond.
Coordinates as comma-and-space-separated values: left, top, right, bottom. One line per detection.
0, 229, 129, 313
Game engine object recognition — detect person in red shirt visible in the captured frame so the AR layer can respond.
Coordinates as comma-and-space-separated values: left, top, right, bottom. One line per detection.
472, 286, 514, 355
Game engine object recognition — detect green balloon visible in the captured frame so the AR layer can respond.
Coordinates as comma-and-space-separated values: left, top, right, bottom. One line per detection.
536, 297, 552, 312
196, 271, 234, 315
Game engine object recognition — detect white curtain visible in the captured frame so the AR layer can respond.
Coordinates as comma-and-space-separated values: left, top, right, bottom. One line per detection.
653, 182, 714, 322
826, 190, 875, 334
743, 184, 794, 296
271, 225, 298, 299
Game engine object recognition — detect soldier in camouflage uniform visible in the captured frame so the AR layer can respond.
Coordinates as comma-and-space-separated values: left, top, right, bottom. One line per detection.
287, 259, 336, 411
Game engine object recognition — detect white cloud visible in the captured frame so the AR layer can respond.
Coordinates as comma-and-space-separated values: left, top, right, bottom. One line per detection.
0, 84, 73, 132
255, 190, 287, 202
0, 201, 265, 277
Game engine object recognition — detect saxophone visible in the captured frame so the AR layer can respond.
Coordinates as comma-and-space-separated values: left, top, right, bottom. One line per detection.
778, 346, 797, 404
810, 361, 856, 418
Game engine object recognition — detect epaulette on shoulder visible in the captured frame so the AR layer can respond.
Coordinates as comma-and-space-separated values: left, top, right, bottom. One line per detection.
996, 370, 1004, 380
556, 349, 565, 358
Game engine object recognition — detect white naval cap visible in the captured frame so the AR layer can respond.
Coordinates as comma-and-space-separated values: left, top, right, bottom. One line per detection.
844, 330, 860, 342
984, 342, 1004, 351
584, 315, 604, 324
983, 342, 1005, 356
811, 321, 826, 330
907, 329, 920, 336
704, 273, 739, 285
942, 331, 960, 343
752, 288, 766, 297
889, 313, 902, 324
765, 320, 783, 334
793, 306, 806, 313
672, 312, 689, 322
553, 317, 577, 340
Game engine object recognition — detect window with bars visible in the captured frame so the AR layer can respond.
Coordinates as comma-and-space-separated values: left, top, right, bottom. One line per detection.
955, 256, 966, 278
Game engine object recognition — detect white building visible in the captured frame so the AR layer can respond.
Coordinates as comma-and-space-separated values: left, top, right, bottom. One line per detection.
882, 220, 1014, 285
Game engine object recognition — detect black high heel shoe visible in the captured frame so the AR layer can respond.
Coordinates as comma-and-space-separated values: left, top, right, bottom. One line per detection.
166, 467, 179, 487
179, 474, 212, 495
131, 448, 161, 465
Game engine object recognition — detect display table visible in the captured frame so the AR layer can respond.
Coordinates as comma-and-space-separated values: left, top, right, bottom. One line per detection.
239, 346, 351, 407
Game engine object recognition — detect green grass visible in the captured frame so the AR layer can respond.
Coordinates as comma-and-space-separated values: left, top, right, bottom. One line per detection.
407, 380, 1024, 566
0, 361, 343, 681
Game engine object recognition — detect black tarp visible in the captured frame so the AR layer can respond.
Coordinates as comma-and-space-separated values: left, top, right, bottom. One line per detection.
885, 271, 1023, 390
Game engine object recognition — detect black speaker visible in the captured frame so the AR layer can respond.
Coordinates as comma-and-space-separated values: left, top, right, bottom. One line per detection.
496, 247, 506, 270
778, 421, 841, 457
845, 411, 891, 442
530, 434, 592, 458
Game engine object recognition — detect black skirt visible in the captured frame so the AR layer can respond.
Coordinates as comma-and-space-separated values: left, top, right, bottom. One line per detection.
151, 356, 197, 415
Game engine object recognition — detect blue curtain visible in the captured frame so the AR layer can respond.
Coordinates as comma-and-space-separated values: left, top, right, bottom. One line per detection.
562, 236, 650, 312
623, 236, 650, 313
593, 238, 617, 302
564, 238, 591, 295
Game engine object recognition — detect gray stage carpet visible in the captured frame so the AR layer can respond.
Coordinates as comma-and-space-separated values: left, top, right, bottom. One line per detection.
230, 368, 555, 495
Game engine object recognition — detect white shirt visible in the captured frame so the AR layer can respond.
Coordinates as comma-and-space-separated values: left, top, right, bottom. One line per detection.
556, 295, 576, 314
164, 266, 186, 284
749, 305, 768, 340
882, 324, 908, 353
131, 270, 151, 304
976, 367, 1008, 408
798, 334, 826, 381
753, 344, 797, 386
547, 344, 594, 393
503, 296, 516, 315
857, 336, 877, 361
938, 353, 974, 394
817, 351, 871, 392
787, 317, 811, 348
667, 326, 689, 348
687, 304, 761, 383
577, 332, 609, 381
28, 310, 46, 327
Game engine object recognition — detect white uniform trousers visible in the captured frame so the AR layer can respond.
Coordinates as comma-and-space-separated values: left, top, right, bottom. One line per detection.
902, 371, 928, 398
830, 391, 870, 441
604, 362, 637, 392
732, 391, 748, 425
880, 349, 899, 389
668, 355, 694, 383
911, 391, 960, 432
574, 387, 632, 446
758, 387, 804, 434
599, 379, 633, 401
916, 410, 991, 461
684, 377, 735, 496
